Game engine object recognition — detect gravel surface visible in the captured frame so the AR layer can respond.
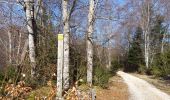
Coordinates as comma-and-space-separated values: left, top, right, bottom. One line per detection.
117, 71, 170, 100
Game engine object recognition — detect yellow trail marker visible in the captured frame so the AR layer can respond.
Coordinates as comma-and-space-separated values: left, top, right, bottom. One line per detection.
58, 34, 64, 40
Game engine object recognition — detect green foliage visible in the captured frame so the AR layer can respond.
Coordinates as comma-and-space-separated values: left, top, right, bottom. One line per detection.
0, 71, 4, 81
0, 71, 4, 86
151, 50, 170, 77
4, 65, 18, 83
110, 60, 122, 75
6, 66, 16, 79
148, 15, 169, 77
69, 44, 87, 84
24, 78, 40, 89
149, 66, 163, 77
125, 27, 145, 72
93, 66, 111, 88
35, 26, 57, 85
150, 15, 165, 56
138, 64, 147, 74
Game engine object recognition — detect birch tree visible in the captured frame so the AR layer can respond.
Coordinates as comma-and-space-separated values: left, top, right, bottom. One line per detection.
141, 0, 152, 68
161, 29, 167, 53
62, 0, 70, 90
8, 1, 13, 64
8, 30, 12, 64
107, 37, 112, 69
87, 0, 95, 86
24, 0, 36, 77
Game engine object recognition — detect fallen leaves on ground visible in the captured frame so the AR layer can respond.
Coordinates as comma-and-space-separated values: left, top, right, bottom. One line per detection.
64, 86, 90, 100
1, 81, 32, 99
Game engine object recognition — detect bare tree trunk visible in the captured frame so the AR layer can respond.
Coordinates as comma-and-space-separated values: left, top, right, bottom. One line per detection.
107, 39, 111, 69
62, 0, 70, 90
19, 39, 28, 65
142, 0, 151, 68
8, 2, 12, 64
8, 30, 12, 64
145, 2, 150, 68
145, 30, 149, 68
17, 31, 22, 64
161, 33, 166, 53
87, 0, 95, 87
25, 0, 36, 77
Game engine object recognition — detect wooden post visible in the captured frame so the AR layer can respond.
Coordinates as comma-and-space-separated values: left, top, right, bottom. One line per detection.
57, 34, 64, 99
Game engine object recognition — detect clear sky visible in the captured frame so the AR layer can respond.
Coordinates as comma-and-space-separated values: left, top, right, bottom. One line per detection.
0, 0, 127, 47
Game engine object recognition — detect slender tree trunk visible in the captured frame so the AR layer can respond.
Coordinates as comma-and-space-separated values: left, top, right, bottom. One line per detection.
142, 0, 151, 68
107, 39, 111, 69
145, 2, 150, 68
8, 30, 12, 64
62, 0, 70, 90
17, 31, 22, 64
25, 0, 36, 77
161, 33, 166, 53
19, 39, 28, 65
87, 0, 95, 87
8, 2, 12, 64
144, 30, 149, 68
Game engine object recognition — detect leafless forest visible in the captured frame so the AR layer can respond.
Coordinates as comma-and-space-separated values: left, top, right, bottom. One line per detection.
0, 0, 170, 99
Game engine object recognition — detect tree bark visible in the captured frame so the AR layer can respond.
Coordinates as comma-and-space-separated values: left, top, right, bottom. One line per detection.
161, 33, 166, 53
62, 0, 70, 90
25, 0, 36, 77
8, 2, 13, 64
144, 30, 149, 68
141, 0, 151, 68
19, 39, 28, 65
107, 39, 111, 69
87, 0, 95, 87
8, 30, 12, 64
17, 31, 22, 64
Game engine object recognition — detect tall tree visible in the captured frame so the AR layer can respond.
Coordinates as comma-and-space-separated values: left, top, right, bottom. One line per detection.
150, 15, 166, 64
8, 2, 13, 64
87, 0, 95, 87
126, 27, 144, 72
150, 15, 165, 54
62, 0, 70, 90
24, 0, 36, 77
141, 0, 152, 68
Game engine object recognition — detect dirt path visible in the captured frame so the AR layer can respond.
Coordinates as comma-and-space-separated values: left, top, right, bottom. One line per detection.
117, 71, 170, 100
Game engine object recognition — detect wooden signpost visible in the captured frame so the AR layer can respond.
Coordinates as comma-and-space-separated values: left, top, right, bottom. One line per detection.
57, 34, 64, 99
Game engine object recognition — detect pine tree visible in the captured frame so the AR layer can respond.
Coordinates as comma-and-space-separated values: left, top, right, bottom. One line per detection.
125, 27, 144, 72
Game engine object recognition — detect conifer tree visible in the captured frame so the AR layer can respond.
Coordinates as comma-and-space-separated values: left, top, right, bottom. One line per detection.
126, 27, 144, 72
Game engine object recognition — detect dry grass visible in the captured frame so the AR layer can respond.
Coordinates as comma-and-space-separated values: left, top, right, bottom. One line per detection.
96, 75, 129, 100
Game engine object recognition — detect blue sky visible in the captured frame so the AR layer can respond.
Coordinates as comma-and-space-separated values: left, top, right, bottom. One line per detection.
0, 0, 127, 47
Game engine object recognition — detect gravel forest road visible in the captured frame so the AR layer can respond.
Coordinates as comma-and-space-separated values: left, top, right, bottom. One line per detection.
117, 71, 170, 100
